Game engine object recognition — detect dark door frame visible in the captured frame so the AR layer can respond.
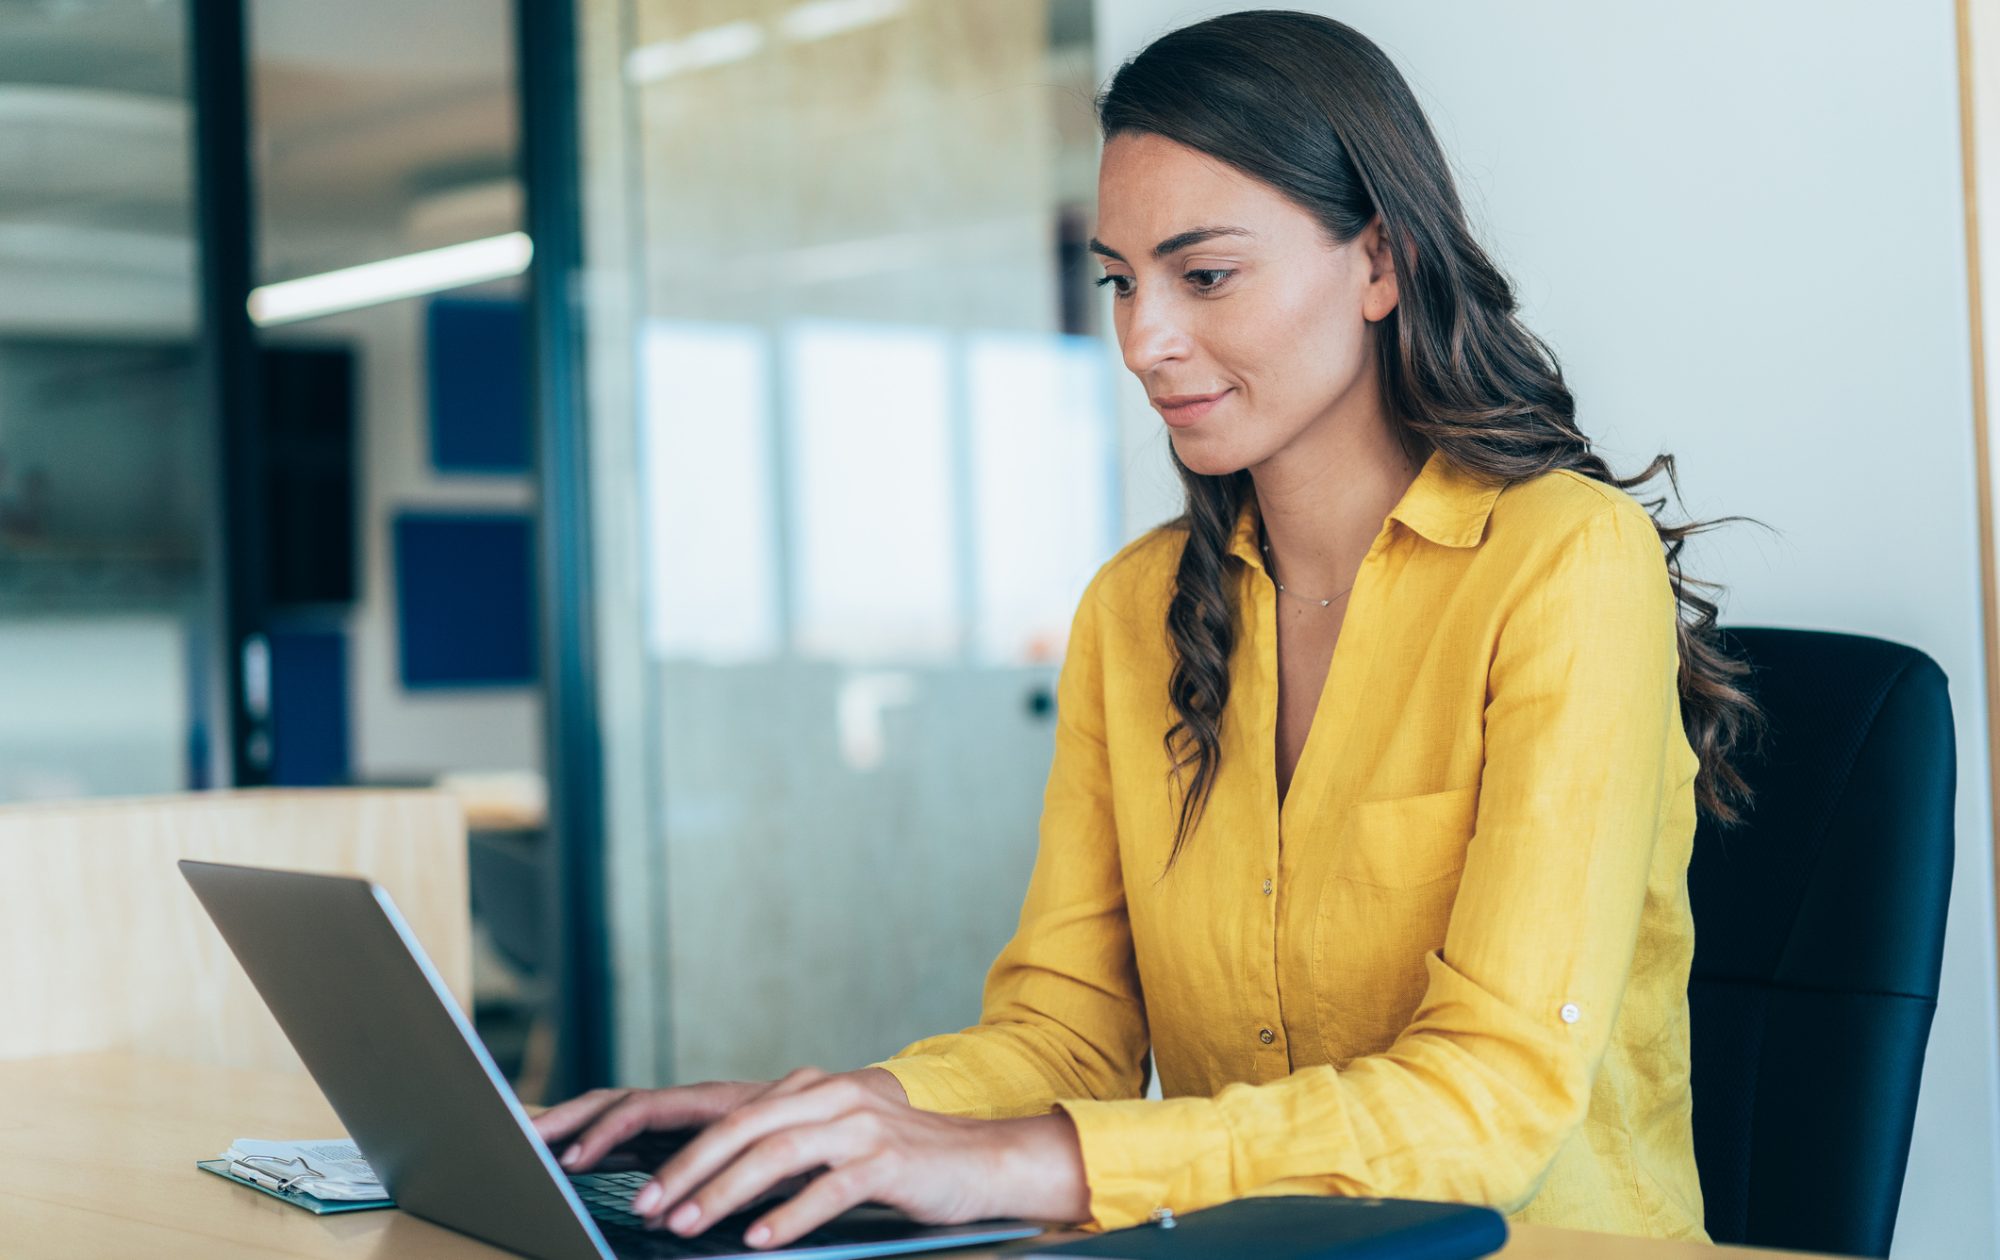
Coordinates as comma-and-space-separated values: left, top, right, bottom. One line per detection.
186, 0, 270, 790
517, 0, 614, 1097
186, 0, 613, 1095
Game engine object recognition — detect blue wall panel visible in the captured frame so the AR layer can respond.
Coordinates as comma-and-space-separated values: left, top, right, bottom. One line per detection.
427, 296, 530, 474
269, 627, 350, 787
393, 511, 538, 689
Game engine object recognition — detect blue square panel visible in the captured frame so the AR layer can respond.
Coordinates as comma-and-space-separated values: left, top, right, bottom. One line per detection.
269, 627, 350, 787
393, 512, 539, 689
427, 296, 530, 473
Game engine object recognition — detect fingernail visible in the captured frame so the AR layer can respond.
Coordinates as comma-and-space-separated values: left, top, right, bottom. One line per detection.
667, 1202, 700, 1233
559, 1147, 580, 1168
632, 1184, 662, 1215
746, 1224, 771, 1247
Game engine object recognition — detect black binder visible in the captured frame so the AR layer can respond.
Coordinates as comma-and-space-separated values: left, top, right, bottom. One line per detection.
1020, 1195, 1508, 1260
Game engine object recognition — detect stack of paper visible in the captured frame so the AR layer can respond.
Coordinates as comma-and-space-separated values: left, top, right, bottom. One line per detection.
219, 1138, 385, 1201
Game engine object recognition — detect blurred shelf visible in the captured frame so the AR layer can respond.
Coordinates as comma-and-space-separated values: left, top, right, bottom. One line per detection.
436, 769, 548, 832
0, 538, 203, 613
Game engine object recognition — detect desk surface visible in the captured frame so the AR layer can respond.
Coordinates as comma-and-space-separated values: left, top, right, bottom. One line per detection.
0, 1054, 1835, 1260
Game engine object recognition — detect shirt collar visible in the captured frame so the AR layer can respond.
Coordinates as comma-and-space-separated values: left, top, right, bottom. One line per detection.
1225, 448, 1504, 571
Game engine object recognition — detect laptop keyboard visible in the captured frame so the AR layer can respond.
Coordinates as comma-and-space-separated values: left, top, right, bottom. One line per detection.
571, 1170, 853, 1258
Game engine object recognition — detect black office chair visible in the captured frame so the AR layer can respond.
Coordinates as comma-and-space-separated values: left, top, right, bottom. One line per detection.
1687, 627, 1955, 1257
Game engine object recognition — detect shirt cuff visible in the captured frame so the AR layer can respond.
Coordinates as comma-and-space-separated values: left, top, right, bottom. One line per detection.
865, 1055, 995, 1117
1051, 1094, 1235, 1231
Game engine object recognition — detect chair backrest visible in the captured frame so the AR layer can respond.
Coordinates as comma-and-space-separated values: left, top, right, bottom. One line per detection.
0, 787, 469, 1072
1688, 627, 1954, 1258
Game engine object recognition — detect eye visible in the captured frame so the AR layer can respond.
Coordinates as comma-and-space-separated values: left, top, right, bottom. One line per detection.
1092, 269, 1236, 299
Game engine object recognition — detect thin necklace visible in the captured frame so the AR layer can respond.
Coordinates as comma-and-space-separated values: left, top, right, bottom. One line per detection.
1256, 451, 1417, 609
1261, 541, 1354, 607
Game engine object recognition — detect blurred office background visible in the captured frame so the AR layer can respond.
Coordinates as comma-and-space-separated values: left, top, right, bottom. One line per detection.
5, 2, 2000, 1257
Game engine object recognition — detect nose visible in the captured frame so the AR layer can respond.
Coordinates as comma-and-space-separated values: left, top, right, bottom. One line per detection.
1117, 285, 1190, 377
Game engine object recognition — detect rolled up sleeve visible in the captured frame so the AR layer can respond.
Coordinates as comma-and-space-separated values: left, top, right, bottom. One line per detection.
1052, 503, 1682, 1229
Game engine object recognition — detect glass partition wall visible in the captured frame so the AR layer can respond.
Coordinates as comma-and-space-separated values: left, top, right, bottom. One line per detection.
0, 2, 214, 802
246, 0, 556, 1096
577, 0, 1121, 1082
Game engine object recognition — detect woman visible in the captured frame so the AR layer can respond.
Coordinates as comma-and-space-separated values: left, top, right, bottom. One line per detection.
534, 10, 1765, 1249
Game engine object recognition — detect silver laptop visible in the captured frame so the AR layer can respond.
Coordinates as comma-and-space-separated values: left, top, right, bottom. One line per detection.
178, 859, 1045, 1259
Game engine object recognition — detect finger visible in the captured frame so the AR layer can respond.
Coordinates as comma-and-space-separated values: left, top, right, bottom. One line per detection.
633, 1069, 835, 1217
563, 1092, 692, 1171
563, 1081, 766, 1171
744, 1163, 882, 1251
631, 1070, 859, 1218
660, 1113, 877, 1236
532, 1089, 631, 1145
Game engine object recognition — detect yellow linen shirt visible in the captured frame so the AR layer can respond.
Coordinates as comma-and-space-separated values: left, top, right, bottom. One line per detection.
869, 449, 1709, 1241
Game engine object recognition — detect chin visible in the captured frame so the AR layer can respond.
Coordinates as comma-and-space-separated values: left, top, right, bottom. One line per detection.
1168, 431, 1256, 479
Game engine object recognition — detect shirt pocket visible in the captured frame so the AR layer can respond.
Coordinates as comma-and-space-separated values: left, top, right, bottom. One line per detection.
1311, 783, 1480, 1061
1329, 783, 1481, 888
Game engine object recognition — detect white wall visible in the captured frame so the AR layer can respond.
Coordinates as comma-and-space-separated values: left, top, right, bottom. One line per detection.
1096, 3, 2000, 1256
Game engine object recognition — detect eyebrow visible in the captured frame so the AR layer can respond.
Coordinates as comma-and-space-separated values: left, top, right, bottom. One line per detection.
1087, 225, 1255, 264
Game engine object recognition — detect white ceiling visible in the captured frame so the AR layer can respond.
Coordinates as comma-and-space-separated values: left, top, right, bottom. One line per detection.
0, 0, 519, 337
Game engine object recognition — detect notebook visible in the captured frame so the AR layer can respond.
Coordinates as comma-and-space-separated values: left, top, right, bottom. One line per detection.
195, 1160, 394, 1215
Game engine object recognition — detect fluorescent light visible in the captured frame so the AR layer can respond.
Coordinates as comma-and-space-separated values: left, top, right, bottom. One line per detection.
623, 2, 907, 84
247, 231, 532, 326
625, 20, 765, 84
779, 0, 907, 43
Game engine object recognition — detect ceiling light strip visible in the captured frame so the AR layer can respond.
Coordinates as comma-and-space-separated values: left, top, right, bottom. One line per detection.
247, 231, 533, 326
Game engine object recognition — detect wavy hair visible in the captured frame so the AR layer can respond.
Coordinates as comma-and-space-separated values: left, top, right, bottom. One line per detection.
1097, 10, 1771, 867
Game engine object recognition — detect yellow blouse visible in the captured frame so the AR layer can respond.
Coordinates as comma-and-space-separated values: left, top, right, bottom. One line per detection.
869, 449, 1708, 1242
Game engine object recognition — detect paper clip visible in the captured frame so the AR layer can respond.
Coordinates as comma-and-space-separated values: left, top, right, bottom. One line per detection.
228, 1153, 326, 1194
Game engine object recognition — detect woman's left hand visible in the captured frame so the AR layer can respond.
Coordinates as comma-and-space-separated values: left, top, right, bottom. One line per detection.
624, 1066, 1091, 1249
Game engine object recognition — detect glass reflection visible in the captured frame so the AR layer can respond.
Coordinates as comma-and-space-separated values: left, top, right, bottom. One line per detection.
639, 319, 1116, 667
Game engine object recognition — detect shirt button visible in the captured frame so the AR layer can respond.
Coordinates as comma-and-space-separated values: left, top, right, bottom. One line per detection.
1559, 1003, 1581, 1024
1258, 1028, 1275, 1044
1262, 878, 1273, 896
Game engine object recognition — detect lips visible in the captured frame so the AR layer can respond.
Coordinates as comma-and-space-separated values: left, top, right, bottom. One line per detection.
1153, 388, 1232, 428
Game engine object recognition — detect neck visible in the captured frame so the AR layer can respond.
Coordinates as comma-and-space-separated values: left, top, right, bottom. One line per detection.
1248, 396, 1422, 598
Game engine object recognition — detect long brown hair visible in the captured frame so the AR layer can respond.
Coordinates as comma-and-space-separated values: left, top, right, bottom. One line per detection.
1097, 11, 1770, 866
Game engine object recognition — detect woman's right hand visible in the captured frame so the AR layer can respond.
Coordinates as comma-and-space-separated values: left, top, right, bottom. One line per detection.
532, 1068, 909, 1174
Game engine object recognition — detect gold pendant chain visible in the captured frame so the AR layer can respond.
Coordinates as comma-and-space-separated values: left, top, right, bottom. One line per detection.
1261, 542, 1354, 608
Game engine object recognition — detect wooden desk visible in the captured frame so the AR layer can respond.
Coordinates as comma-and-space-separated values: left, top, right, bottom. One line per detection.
0, 1054, 1833, 1259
